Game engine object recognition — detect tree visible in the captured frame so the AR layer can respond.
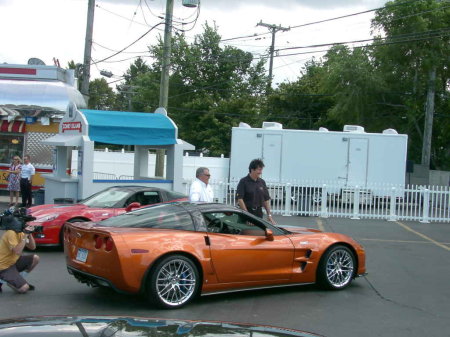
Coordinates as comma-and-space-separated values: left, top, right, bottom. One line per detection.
267, 59, 335, 131
115, 57, 152, 111
125, 23, 268, 156
67, 60, 83, 91
371, 0, 450, 169
88, 78, 117, 110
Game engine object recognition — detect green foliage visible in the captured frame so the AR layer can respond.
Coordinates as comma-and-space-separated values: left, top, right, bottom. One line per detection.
88, 78, 117, 110
267, 59, 334, 130
371, 0, 450, 168
121, 23, 268, 156
85, 1, 449, 169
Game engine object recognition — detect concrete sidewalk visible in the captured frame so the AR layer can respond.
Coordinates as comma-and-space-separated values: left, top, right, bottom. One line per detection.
0, 194, 27, 210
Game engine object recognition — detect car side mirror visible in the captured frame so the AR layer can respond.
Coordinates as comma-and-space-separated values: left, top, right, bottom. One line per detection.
125, 202, 141, 212
265, 229, 274, 241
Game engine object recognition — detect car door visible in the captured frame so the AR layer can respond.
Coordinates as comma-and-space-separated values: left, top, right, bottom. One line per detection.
204, 211, 295, 283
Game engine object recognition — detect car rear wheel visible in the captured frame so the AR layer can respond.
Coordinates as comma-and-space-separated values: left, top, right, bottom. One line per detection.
317, 245, 355, 290
147, 255, 200, 309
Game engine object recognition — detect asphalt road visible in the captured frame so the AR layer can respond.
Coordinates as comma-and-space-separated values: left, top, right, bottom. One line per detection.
0, 206, 449, 337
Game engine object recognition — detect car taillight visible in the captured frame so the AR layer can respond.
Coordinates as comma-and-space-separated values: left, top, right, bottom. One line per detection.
104, 237, 114, 252
94, 235, 103, 249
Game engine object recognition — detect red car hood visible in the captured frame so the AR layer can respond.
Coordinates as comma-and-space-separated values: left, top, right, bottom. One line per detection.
29, 204, 89, 217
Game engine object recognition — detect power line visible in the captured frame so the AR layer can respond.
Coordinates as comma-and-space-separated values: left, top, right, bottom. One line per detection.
93, 41, 150, 54
219, 0, 420, 43
278, 27, 450, 52
96, 3, 164, 30
100, 55, 153, 63
274, 32, 449, 58
91, 21, 164, 65
95, 28, 448, 73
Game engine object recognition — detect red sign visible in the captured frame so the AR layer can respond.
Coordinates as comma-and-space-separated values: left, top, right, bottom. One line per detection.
0, 67, 36, 75
62, 122, 82, 133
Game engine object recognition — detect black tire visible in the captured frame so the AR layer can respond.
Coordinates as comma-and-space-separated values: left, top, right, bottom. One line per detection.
317, 245, 356, 290
147, 255, 200, 309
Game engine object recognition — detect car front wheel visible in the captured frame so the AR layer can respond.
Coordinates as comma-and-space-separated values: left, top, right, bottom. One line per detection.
60, 218, 87, 246
147, 255, 200, 309
317, 245, 356, 290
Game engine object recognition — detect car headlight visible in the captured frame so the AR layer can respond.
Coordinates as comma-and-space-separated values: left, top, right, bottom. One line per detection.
34, 214, 60, 223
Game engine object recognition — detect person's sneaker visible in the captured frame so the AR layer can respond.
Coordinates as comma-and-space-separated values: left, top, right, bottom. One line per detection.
28, 284, 35, 291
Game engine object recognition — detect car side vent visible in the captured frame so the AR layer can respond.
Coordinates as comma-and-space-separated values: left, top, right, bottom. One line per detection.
300, 262, 307, 271
305, 249, 312, 258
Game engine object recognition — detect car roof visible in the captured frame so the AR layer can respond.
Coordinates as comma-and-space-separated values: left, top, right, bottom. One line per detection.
105, 185, 163, 192
176, 202, 241, 213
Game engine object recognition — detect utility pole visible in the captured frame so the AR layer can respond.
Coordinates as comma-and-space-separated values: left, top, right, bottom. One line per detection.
421, 67, 436, 168
159, 0, 174, 110
81, 0, 95, 105
257, 21, 290, 90
155, 0, 174, 177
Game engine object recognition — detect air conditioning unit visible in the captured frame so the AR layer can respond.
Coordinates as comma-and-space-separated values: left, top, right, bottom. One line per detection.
238, 122, 251, 128
343, 125, 365, 133
262, 122, 283, 130
382, 128, 398, 134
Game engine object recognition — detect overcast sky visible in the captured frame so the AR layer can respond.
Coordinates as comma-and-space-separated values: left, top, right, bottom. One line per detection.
0, 0, 387, 86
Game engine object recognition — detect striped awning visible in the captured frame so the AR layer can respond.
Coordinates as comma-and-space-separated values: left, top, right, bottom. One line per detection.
0, 120, 25, 133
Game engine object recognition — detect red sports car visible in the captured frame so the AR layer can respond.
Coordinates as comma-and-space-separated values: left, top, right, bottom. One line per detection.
29, 186, 187, 246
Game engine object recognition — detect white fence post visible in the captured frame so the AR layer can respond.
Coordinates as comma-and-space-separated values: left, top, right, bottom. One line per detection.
420, 188, 430, 223
351, 186, 360, 220
321, 184, 328, 218
388, 186, 397, 221
284, 183, 292, 216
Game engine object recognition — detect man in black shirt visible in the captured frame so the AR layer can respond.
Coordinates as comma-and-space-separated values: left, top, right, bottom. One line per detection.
236, 159, 275, 224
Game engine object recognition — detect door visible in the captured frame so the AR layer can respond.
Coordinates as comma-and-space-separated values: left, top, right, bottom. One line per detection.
205, 211, 294, 283
347, 138, 368, 186
262, 134, 282, 181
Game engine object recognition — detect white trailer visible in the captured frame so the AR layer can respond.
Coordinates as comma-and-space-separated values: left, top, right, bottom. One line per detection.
229, 122, 408, 201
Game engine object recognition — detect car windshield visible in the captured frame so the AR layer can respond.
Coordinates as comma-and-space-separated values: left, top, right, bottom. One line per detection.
99, 204, 195, 231
81, 188, 131, 208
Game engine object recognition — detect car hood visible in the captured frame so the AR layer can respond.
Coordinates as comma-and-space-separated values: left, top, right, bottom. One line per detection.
0, 316, 321, 337
28, 204, 89, 217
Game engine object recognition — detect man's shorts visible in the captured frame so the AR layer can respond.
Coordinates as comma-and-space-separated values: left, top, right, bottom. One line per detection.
0, 255, 34, 289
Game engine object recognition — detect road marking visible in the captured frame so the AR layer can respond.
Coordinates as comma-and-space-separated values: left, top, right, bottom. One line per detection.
316, 218, 325, 232
359, 238, 450, 245
395, 221, 450, 251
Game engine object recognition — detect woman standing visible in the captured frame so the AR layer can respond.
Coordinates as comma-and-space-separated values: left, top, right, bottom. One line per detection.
7, 156, 22, 205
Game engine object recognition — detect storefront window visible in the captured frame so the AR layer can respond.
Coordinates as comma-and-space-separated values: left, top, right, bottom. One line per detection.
0, 134, 24, 164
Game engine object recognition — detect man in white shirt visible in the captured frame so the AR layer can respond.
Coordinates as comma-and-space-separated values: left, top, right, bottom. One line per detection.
20, 155, 35, 208
189, 167, 214, 203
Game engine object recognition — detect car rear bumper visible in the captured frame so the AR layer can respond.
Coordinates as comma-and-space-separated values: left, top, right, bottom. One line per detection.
67, 266, 132, 294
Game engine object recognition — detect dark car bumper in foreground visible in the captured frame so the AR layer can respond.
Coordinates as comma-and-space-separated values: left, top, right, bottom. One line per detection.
0, 316, 322, 337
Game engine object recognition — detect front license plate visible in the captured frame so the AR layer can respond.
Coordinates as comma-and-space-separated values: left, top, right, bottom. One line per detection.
76, 248, 88, 262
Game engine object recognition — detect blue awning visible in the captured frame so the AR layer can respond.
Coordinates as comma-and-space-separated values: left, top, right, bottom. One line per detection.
81, 110, 177, 146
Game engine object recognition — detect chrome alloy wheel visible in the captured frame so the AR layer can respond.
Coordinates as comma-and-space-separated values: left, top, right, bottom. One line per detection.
325, 249, 354, 288
156, 259, 197, 306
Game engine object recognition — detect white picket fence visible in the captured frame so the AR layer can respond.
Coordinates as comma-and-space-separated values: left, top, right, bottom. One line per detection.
184, 179, 450, 223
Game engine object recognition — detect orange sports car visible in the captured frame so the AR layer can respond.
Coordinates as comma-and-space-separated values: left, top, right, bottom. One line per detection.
64, 202, 366, 309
